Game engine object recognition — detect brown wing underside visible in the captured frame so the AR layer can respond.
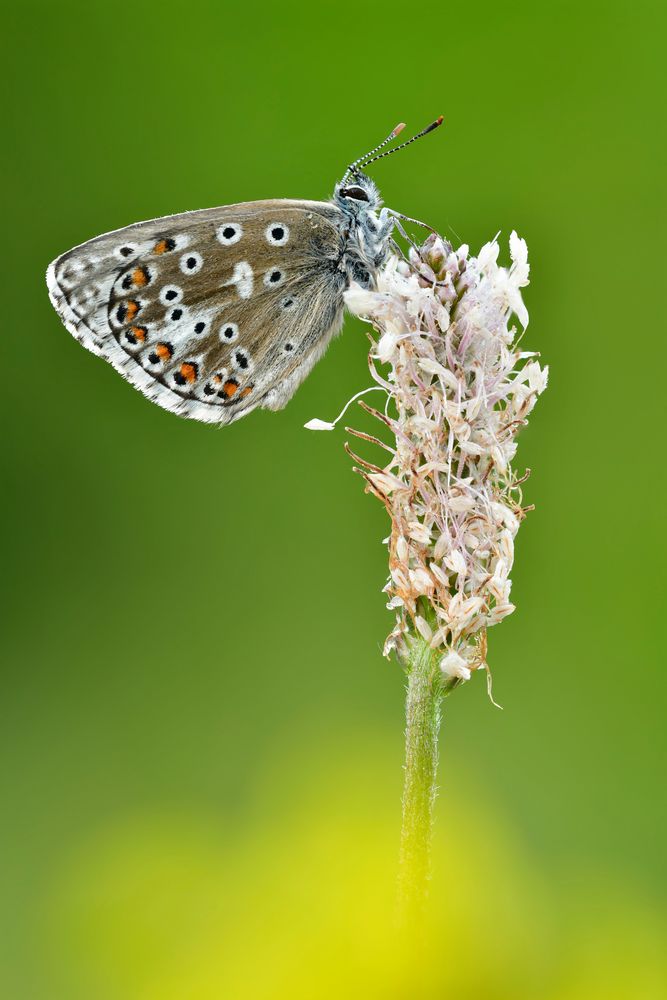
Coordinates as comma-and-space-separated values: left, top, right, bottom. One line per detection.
47, 200, 348, 424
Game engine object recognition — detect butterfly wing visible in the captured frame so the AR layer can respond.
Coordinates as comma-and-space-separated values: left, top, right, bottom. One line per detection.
47, 200, 348, 424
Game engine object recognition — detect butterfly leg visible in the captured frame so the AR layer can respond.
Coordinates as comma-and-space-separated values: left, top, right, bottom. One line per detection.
390, 214, 429, 260
376, 208, 419, 260
375, 208, 397, 241
389, 237, 413, 267
386, 210, 453, 268
389, 215, 450, 289
386, 209, 443, 239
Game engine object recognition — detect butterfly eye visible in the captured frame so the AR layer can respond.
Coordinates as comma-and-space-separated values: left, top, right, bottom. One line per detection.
340, 185, 370, 202
216, 224, 243, 246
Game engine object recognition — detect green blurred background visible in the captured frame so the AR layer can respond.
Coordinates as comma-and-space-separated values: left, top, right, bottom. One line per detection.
2, 1, 665, 996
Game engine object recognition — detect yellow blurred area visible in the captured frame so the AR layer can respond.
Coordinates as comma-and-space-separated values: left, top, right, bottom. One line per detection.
45, 741, 666, 1000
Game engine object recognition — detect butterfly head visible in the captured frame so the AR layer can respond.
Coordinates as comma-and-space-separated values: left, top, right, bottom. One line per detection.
333, 172, 382, 214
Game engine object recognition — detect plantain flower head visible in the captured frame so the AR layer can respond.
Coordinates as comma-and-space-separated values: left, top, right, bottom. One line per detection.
340, 231, 548, 687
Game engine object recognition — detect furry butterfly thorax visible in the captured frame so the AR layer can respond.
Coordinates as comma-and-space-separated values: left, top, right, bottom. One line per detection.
47, 118, 443, 426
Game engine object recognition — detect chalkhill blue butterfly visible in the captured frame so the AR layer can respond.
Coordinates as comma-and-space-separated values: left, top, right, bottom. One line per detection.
47, 118, 443, 425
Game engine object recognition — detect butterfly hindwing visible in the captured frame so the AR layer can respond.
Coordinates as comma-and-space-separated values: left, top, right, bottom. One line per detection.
47, 200, 347, 424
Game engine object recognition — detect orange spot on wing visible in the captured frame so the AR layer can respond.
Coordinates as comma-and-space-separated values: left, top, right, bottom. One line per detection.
180, 362, 198, 384
156, 342, 173, 361
240, 386, 253, 398
153, 238, 175, 255
212, 374, 222, 385
132, 267, 148, 286
222, 379, 239, 398
130, 325, 147, 342
126, 300, 139, 320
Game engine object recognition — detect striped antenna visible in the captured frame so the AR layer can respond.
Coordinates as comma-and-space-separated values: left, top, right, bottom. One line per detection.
358, 116, 444, 171
341, 123, 406, 184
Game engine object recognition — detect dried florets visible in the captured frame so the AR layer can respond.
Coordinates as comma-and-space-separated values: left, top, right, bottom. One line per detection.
343, 232, 547, 685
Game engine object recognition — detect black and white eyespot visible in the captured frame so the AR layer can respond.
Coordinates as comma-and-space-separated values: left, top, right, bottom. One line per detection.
233, 349, 252, 372
199, 369, 229, 398
123, 326, 147, 351
219, 322, 239, 343
193, 320, 207, 335
264, 268, 285, 287
180, 251, 203, 275
114, 243, 138, 261
159, 285, 183, 306
216, 223, 243, 246
112, 298, 145, 328
281, 296, 296, 310
339, 185, 370, 202
166, 305, 189, 323
265, 223, 290, 246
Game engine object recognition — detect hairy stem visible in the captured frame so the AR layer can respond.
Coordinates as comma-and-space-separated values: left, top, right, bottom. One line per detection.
397, 634, 447, 917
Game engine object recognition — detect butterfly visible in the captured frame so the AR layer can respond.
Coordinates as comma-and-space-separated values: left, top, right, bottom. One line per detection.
47, 118, 443, 426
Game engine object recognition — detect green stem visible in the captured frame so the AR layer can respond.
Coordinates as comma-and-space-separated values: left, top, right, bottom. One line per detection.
397, 634, 448, 917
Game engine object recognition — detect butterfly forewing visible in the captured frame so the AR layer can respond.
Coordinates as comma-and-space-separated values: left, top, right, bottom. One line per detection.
47, 200, 347, 424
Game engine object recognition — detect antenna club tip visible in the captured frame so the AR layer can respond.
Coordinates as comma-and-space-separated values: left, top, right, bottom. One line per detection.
436, 115, 444, 126
392, 122, 407, 137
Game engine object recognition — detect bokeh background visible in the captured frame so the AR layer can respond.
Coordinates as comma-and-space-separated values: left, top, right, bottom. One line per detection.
2, 1, 665, 997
